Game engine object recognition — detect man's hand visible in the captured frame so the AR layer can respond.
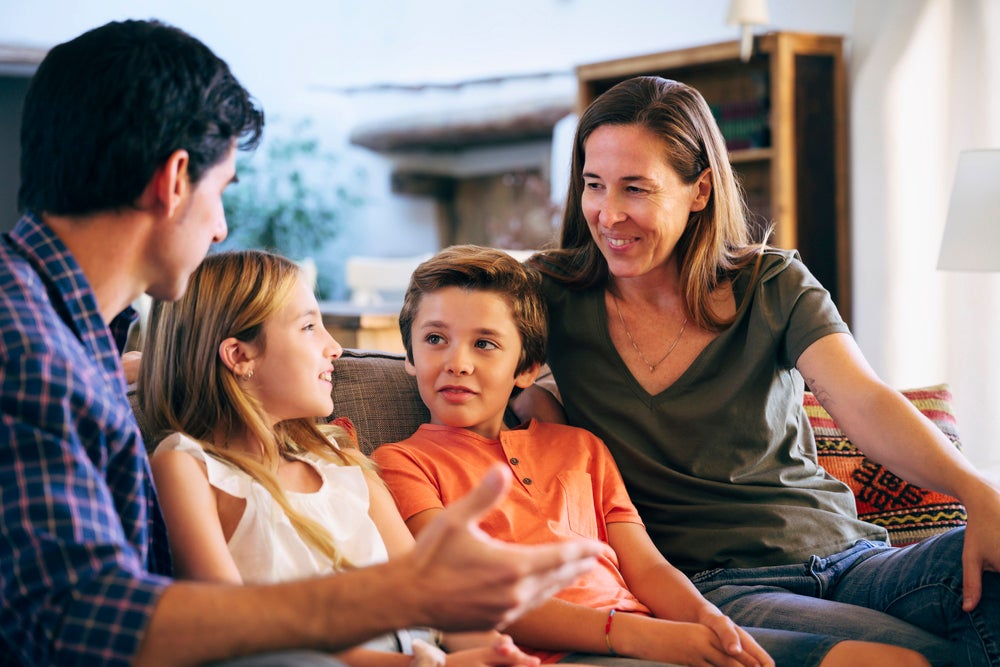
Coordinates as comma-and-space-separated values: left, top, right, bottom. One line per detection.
403, 464, 600, 631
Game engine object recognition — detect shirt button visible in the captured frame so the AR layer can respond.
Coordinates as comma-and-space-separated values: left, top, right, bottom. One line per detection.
522, 478, 532, 485
509, 457, 519, 465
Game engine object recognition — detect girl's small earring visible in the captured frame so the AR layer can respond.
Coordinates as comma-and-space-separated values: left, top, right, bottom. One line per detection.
240, 369, 254, 382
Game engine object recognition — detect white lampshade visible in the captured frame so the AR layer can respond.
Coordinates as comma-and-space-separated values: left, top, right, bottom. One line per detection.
727, 0, 770, 62
727, 0, 770, 26
938, 149, 1000, 271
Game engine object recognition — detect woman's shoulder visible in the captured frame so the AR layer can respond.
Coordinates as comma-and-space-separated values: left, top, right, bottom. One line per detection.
744, 248, 815, 287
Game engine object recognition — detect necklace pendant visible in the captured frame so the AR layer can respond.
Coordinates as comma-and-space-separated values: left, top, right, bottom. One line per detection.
610, 289, 688, 374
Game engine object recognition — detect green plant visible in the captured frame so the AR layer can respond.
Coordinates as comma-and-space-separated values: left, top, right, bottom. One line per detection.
220, 118, 365, 298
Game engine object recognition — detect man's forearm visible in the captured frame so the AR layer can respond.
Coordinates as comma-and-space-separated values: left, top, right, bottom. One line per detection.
136, 560, 419, 666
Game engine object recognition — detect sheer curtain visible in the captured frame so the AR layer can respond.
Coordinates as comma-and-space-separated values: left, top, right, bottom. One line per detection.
850, 0, 1000, 474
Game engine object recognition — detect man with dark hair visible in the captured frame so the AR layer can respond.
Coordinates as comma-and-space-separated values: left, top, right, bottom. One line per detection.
0, 19, 598, 667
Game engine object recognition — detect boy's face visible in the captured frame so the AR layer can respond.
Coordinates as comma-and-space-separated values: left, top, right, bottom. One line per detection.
406, 286, 539, 439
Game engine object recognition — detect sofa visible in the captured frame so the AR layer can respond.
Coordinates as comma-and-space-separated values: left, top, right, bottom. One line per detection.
328, 348, 968, 548
132, 347, 967, 547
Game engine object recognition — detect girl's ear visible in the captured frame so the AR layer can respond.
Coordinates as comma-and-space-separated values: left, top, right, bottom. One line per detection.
219, 336, 256, 378
514, 362, 542, 390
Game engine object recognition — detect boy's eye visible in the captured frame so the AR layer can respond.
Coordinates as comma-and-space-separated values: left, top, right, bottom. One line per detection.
426, 333, 444, 345
475, 339, 498, 351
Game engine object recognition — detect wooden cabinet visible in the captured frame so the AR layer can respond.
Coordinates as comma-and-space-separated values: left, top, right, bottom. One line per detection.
576, 32, 850, 323
320, 303, 405, 353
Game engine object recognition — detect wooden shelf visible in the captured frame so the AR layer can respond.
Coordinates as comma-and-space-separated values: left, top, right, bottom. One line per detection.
320, 302, 404, 353
729, 147, 774, 164
576, 32, 851, 324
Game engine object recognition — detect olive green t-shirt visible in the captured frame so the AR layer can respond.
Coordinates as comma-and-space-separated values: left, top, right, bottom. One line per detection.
542, 249, 887, 575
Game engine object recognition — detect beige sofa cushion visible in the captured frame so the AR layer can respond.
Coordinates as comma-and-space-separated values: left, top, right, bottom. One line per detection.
331, 349, 429, 454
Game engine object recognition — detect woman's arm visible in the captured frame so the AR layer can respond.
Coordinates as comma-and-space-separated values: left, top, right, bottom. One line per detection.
798, 332, 1000, 610
797, 333, 983, 493
149, 448, 244, 583
508, 366, 567, 425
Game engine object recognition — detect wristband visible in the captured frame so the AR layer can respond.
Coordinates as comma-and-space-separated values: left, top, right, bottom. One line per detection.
604, 609, 618, 656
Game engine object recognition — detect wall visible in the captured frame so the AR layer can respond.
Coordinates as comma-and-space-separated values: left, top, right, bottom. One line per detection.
850, 0, 1000, 475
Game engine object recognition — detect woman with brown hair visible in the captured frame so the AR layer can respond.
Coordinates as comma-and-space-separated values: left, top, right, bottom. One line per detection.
520, 75, 999, 666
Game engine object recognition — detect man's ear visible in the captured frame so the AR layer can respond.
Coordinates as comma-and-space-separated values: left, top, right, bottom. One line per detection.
219, 336, 256, 377
514, 362, 542, 389
143, 149, 191, 218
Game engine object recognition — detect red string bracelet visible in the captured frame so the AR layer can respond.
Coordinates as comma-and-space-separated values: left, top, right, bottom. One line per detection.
604, 609, 618, 656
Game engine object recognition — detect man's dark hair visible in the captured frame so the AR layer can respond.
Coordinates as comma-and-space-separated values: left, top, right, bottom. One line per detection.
18, 19, 264, 216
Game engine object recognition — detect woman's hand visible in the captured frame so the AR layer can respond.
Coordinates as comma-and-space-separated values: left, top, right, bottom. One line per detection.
443, 634, 539, 667
958, 479, 1000, 610
122, 350, 142, 384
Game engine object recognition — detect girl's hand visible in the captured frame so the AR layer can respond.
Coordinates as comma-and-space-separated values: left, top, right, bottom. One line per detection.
444, 634, 539, 667
410, 639, 446, 667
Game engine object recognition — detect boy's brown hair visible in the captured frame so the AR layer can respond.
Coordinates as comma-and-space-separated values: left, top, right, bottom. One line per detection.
399, 244, 547, 376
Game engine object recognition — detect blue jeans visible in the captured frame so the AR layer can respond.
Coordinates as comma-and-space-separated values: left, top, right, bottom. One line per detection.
692, 528, 998, 666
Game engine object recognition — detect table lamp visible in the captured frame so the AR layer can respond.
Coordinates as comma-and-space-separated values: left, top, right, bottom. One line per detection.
727, 0, 770, 62
938, 149, 1000, 271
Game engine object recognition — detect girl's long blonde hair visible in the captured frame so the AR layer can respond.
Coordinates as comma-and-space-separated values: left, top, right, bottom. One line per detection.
139, 249, 370, 570
533, 76, 768, 331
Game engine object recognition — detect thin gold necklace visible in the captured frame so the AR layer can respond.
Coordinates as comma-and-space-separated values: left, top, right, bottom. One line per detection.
610, 290, 688, 373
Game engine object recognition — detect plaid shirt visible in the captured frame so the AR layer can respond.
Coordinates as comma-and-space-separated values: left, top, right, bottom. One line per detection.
1, 214, 172, 666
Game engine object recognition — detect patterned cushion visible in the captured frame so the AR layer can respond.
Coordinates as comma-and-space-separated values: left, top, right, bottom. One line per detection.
804, 384, 967, 546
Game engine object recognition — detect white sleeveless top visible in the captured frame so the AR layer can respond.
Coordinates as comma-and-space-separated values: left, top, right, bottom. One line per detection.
155, 433, 389, 583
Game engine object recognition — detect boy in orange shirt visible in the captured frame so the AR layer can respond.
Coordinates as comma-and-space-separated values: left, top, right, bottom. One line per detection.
372, 245, 773, 667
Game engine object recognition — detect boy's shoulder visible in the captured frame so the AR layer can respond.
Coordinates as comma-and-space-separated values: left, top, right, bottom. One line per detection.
520, 419, 611, 452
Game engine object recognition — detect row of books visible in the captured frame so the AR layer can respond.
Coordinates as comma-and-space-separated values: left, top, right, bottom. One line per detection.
709, 98, 771, 151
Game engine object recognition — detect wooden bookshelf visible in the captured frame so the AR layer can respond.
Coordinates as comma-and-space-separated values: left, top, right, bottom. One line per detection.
577, 32, 851, 323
